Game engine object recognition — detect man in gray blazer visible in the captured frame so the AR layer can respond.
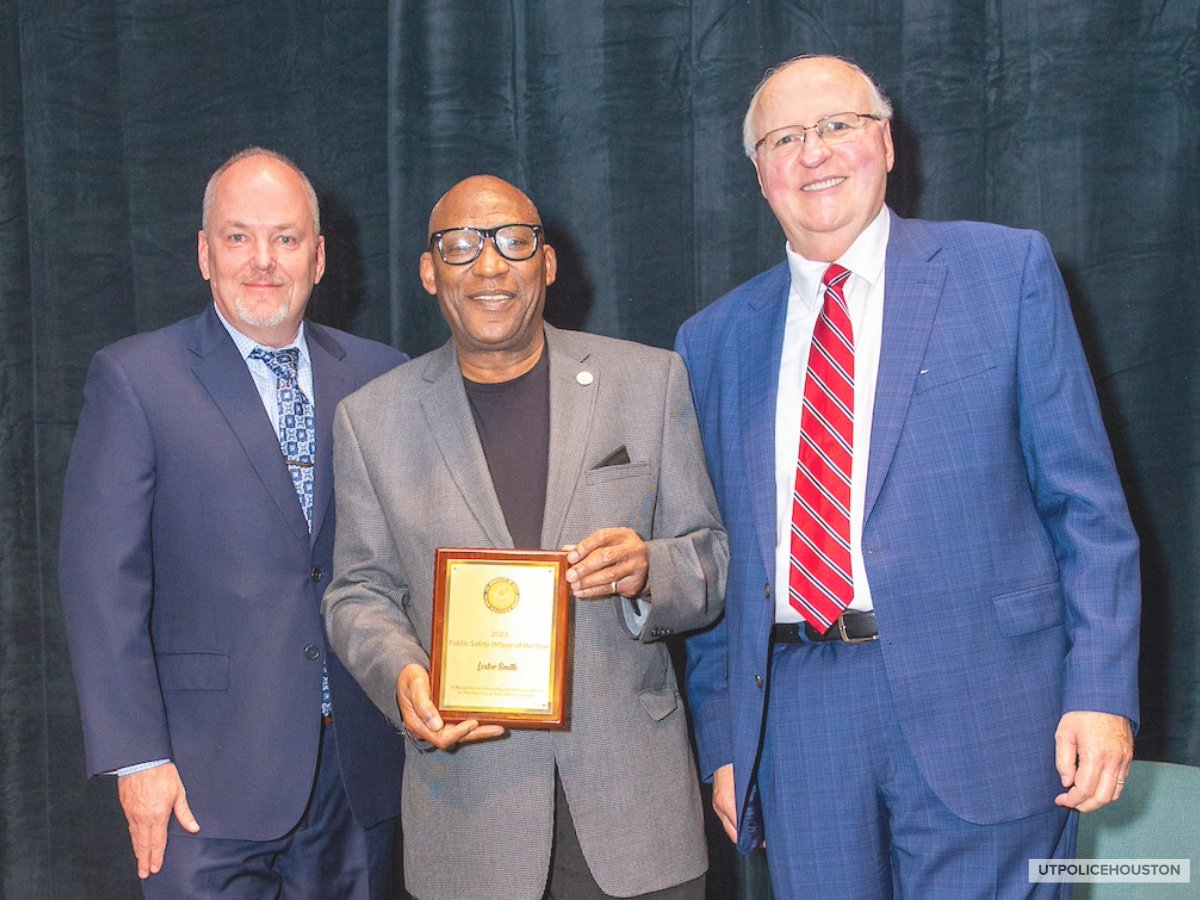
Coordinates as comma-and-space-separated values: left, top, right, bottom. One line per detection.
323, 174, 727, 900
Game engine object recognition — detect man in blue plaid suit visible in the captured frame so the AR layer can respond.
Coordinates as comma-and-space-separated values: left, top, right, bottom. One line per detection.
677, 55, 1140, 899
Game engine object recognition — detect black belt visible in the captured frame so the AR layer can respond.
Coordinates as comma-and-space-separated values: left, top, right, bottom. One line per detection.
772, 610, 878, 644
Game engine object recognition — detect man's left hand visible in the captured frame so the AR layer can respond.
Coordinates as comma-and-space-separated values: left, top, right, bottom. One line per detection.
1054, 710, 1133, 812
563, 527, 648, 600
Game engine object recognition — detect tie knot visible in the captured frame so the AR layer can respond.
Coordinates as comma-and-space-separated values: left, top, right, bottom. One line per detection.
822, 264, 851, 292
250, 347, 300, 381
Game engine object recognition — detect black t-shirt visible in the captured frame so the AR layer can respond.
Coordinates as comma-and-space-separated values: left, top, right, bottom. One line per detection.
462, 350, 551, 550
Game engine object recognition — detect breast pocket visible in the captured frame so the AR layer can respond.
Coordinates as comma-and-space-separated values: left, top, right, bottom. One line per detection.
913, 352, 997, 395
581, 462, 657, 534
584, 461, 653, 485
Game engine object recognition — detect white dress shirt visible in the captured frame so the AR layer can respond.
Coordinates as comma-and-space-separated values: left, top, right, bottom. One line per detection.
774, 208, 889, 622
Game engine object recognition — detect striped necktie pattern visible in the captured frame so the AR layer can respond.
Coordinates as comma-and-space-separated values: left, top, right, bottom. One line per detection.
787, 264, 854, 632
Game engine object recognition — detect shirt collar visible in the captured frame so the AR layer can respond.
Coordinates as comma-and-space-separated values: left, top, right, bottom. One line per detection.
213, 303, 309, 365
784, 206, 891, 315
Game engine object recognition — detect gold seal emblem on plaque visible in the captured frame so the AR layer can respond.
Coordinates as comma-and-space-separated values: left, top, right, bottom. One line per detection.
483, 576, 520, 613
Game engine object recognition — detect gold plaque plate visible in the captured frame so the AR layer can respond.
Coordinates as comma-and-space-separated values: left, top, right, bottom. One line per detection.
430, 548, 571, 729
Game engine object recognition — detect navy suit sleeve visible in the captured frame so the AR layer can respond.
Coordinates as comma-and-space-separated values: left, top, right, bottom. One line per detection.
1015, 233, 1141, 726
59, 348, 172, 776
674, 322, 735, 781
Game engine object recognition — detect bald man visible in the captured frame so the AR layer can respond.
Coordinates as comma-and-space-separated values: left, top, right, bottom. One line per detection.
323, 174, 728, 900
60, 147, 407, 898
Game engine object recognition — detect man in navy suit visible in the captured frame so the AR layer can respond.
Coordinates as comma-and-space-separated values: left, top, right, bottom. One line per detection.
59, 148, 406, 898
677, 56, 1140, 898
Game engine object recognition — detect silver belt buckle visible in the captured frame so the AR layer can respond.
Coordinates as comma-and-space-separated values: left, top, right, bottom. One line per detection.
837, 614, 878, 644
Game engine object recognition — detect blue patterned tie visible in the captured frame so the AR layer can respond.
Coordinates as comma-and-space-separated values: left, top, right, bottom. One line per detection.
250, 347, 331, 718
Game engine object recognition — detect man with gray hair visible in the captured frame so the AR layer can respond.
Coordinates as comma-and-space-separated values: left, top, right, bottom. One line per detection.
678, 55, 1140, 898
59, 147, 407, 897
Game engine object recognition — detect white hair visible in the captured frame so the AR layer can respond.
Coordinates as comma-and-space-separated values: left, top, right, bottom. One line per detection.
742, 55, 894, 158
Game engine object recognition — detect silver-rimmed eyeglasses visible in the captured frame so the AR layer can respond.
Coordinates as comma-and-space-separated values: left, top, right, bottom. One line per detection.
429, 223, 543, 266
754, 112, 883, 157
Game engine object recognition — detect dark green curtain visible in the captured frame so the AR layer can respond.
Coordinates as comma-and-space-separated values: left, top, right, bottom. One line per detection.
2, 1, 1195, 897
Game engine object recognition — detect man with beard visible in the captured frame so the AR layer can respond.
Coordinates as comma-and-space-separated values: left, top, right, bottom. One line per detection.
59, 148, 407, 898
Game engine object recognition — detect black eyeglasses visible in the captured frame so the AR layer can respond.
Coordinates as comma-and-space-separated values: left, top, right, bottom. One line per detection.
428, 223, 543, 266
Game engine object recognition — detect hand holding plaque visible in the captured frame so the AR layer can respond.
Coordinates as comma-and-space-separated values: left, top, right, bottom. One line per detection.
430, 549, 572, 729
395, 663, 506, 749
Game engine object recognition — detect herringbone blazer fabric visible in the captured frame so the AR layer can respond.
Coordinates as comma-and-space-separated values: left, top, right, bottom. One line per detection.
325, 323, 728, 900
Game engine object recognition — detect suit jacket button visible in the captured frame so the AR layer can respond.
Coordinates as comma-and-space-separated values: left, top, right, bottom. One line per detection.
310, 567, 323, 582
755, 675, 763, 688
304, 644, 321, 660
763, 583, 771, 598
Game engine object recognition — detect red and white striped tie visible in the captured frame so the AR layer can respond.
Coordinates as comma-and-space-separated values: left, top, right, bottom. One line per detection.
788, 263, 854, 632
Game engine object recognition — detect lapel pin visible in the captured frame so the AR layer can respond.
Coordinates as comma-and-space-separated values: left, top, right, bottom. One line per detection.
576, 371, 594, 386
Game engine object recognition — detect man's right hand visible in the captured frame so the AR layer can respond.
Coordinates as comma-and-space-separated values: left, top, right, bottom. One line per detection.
117, 763, 199, 879
396, 663, 506, 750
712, 763, 738, 843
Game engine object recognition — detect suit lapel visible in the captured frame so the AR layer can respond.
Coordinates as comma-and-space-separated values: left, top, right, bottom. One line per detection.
540, 325, 597, 550
739, 264, 791, 584
307, 322, 350, 546
419, 341, 514, 549
865, 214, 947, 520
188, 307, 311, 544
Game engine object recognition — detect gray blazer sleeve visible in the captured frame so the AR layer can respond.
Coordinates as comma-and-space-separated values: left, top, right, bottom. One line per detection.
323, 400, 426, 728
620, 352, 727, 641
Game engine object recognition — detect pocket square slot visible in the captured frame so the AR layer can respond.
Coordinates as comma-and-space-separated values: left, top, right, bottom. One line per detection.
593, 445, 631, 468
